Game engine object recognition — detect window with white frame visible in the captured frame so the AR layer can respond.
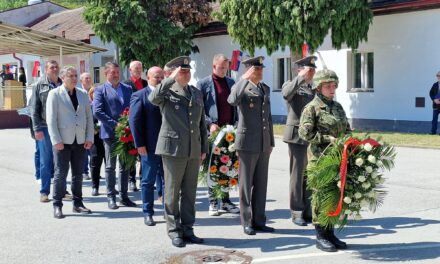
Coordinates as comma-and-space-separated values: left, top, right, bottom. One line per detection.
273, 57, 292, 91
351, 51, 374, 91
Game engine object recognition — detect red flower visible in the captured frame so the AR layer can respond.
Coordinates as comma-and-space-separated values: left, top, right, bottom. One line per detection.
128, 134, 134, 142
124, 127, 131, 133
120, 136, 130, 143
128, 149, 138, 155
122, 107, 130, 116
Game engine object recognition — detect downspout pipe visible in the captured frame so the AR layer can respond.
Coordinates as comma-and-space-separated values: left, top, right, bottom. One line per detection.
12, 53, 23, 68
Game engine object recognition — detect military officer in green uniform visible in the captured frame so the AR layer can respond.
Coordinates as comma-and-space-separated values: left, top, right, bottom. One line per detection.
228, 56, 275, 236
148, 56, 208, 248
299, 69, 351, 252
282, 55, 317, 226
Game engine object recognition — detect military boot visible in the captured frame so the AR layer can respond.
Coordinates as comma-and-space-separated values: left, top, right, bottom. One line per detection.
315, 225, 337, 252
325, 228, 347, 249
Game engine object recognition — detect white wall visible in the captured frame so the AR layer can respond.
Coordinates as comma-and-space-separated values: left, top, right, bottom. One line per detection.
191, 8, 440, 122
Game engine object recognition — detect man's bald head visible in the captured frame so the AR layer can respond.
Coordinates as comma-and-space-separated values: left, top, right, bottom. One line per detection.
147, 66, 164, 87
129, 60, 143, 79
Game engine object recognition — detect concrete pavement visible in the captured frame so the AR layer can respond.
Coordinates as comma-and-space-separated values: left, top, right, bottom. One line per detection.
0, 128, 439, 264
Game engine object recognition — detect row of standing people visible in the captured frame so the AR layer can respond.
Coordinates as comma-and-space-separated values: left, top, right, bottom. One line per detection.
30, 53, 349, 252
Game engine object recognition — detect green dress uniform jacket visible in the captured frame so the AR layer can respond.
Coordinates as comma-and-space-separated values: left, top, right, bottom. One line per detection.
281, 75, 314, 217
227, 79, 274, 228
148, 77, 208, 239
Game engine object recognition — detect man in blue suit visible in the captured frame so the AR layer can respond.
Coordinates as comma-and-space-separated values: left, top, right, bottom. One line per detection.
129, 66, 164, 226
196, 54, 239, 216
93, 62, 137, 209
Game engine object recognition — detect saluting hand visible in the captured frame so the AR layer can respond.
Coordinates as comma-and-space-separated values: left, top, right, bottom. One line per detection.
170, 66, 181, 80
242, 66, 255, 80
298, 67, 315, 82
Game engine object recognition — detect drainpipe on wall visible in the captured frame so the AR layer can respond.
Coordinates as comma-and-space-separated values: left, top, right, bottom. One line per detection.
12, 53, 23, 67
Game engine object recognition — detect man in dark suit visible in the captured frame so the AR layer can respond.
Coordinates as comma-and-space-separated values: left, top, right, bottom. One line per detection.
93, 62, 136, 209
429, 71, 440, 134
149, 56, 208, 248
123, 61, 148, 191
196, 54, 239, 216
129, 66, 164, 226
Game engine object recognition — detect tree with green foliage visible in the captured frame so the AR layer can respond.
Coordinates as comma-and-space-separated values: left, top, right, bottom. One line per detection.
218, 0, 373, 56
83, 0, 211, 68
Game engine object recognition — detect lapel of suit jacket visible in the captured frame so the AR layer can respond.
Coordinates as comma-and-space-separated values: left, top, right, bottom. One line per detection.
105, 82, 123, 107
59, 85, 76, 113
208, 76, 217, 104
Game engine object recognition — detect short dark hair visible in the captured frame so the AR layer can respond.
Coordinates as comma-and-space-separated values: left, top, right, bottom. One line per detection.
104, 62, 119, 71
45, 60, 58, 69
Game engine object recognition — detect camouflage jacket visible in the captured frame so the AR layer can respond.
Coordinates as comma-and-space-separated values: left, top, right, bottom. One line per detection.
299, 94, 351, 161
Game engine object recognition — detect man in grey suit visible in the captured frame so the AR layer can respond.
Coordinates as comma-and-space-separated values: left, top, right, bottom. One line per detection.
196, 53, 239, 216
46, 66, 94, 219
149, 56, 208, 248
281, 55, 317, 226
227, 56, 275, 235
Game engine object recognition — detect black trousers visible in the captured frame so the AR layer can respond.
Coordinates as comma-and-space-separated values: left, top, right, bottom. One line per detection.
90, 134, 105, 189
52, 142, 85, 207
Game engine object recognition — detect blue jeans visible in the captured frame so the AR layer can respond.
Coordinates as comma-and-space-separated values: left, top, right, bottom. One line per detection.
34, 140, 40, 180
431, 109, 440, 134
36, 127, 53, 195
156, 172, 164, 198
140, 154, 163, 216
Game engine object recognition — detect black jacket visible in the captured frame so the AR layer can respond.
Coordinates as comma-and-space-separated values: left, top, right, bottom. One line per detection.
429, 82, 440, 109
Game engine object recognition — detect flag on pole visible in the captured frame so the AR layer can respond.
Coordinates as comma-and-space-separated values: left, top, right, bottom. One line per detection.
230, 50, 242, 71
302, 43, 309, 58
32, 61, 40, 77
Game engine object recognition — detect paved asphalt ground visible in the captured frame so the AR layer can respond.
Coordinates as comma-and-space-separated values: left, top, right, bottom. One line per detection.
0, 128, 439, 264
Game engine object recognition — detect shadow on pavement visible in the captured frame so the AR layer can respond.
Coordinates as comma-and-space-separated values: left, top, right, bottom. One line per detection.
351, 242, 440, 262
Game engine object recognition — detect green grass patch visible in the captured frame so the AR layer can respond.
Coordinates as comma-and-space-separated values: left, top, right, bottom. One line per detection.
273, 124, 440, 149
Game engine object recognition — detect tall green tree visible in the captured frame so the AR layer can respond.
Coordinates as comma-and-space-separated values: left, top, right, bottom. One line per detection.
83, 0, 211, 68
218, 0, 373, 56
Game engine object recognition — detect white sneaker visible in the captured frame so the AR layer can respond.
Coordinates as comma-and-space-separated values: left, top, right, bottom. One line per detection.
209, 203, 220, 216
220, 201, 240, 214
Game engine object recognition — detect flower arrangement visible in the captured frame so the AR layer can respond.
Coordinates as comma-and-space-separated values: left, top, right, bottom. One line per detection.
112, 107, 138, 169
199, 125, 239, 199
306, 135, 397, 229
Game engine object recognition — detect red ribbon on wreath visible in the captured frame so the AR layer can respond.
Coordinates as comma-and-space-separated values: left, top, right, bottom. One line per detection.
327, 138, 381, 217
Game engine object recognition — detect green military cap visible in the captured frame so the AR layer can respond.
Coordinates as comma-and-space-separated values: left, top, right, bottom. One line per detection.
242, 56, 265, 67
312, 69, 339, 89
165, 56, 192, 70
294, 55, 317, 68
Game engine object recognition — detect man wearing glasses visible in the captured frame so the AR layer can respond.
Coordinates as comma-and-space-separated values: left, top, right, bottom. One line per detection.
429, 71, 440, 134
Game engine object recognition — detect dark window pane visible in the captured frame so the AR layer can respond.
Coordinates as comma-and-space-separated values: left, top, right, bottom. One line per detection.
354, 53, 361, 88
278, 58, 285, 90
367, 52, 374, 88
287, 58, 292, 80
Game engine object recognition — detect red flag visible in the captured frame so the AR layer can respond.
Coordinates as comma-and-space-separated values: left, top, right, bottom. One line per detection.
32, 61, 40, 77
230, 50, 242, 71
302, 43, 309, 58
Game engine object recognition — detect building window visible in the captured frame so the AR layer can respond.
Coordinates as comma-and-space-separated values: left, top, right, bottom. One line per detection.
93, 67, 100, 84
351, 51, 374, 91
274, 57, 292, 91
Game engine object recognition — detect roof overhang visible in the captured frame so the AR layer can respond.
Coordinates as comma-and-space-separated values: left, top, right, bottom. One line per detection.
0, 21, 106, 56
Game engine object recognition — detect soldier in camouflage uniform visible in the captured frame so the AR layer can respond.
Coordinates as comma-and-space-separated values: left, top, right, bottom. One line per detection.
299, 69, 351, 252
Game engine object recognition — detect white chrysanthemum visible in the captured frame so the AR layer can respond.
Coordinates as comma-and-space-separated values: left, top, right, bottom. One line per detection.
362, 182, 371, 189
337, 180, 342, 188
363, 143, 373, 152
228, 143, 235, 152
344, 209, 352, 215
371, 172, 378, 179
343, 197, 352, 204
354, 192, 362, 199
355, 158, 364, 167
365, 166, 373, 174
378, 177, 385, 184
358, 175, 366, 182
367, 155, 376, 164
367, 191, 376, 198
376, 160, 383, 167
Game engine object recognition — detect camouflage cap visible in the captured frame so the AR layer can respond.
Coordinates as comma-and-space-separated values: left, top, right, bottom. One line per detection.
312, 69, 339, 89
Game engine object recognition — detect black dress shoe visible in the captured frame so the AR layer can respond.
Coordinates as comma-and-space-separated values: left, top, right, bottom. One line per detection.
183, 235, 204, 244
144, 215, 156, 226
316, 237, 337, 252
107, 196, 119, 210
243, 226, 256, 235
326, 230, 348, 249
54, 206, 64, 219
292, 217, 307, 226
254, 225, 275, 232
91, 188, 99, 196
73, 205, 92, 214
171, 237, 186, 247
129, 182, 139, 192
120, 198, 137, 207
